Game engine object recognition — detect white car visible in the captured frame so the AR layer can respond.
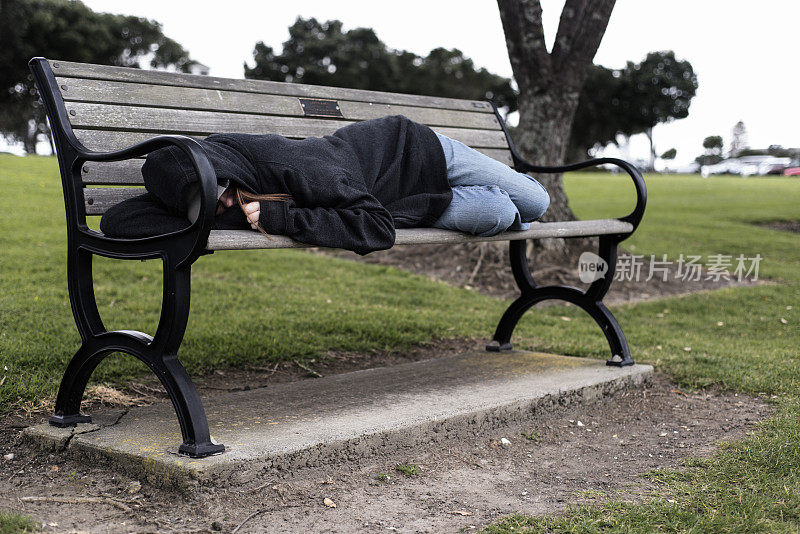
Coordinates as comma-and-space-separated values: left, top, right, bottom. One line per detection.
700, 156, 790, 178
758, 157, 791, 175
701, 159, 742, 178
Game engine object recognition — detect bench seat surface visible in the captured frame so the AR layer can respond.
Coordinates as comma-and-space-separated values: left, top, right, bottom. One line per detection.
206, 219, 633, 250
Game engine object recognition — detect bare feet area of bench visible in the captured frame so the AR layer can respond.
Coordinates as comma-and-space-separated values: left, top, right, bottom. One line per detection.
0, 341, 773, 533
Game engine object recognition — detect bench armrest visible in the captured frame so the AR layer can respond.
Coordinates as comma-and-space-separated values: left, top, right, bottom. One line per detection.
515, 157, 647, 232
28, 58, 217, 267
76, 135, 218, 266
485, 100, 646, 234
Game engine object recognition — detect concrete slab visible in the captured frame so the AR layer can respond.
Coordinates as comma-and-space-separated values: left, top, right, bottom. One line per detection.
25, 351, 652, 490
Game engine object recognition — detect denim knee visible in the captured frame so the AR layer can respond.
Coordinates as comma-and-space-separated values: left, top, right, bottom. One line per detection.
472, 192, 518, 236
432, 185, 520, 237
434, 132, 550, 222
515, 175, 550, 222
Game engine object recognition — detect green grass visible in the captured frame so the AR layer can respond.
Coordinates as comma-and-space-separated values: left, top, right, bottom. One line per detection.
521, 431, 540, 442
480, 173, 800, 532
0, 510, 37, 533
573, 173, 800, 284
1, 155, 800, 530
395, 463, 421, 476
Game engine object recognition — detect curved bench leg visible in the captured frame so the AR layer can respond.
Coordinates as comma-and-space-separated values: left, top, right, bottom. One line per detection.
49, 342, 104, 426
159, 353, 225, 457
50, 251, 224, 457
50, 247, 107, 426
487, 238, 634, 367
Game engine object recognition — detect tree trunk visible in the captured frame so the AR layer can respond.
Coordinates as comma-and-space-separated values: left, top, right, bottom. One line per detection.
514, 85, 581, 225
497, 0, 616, 259
645, 126, 655, 171
23, 131, 37, 154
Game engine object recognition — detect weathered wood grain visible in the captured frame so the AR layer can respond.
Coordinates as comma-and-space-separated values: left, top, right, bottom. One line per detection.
83, 187, 143, 215
205, 221, 634, 250
84, 188, 632, 245
81, 159, 145, 185
49, 60, 494, 113
57, 78, 501, 130
81, 147, 514, 186
66, 103, 509, 148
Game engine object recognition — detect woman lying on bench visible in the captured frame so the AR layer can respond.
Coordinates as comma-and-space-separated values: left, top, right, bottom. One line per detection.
100, 115, 550, 255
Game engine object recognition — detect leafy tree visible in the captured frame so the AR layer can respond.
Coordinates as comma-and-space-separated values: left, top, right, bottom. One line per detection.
695, 135, 724, 166
621, 51, 697, 169
735, 146, 799, 158
568, 51, 698, 167
0, 0, 196, 153
703, 135, 723, 155
660, 148, 676, 160
244, 17, 517, 114
729, 120, 748, 157
766, 145, 800, 158
567, 64, 625, 161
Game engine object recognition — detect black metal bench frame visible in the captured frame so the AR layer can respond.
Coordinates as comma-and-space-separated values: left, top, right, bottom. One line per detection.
30, 57, 646, 458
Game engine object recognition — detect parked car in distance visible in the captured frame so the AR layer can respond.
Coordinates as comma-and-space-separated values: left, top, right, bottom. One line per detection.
784, 167, 800, 176
702, 156, 794, 178
701, 159, 742, 177
759, 157, 791, 175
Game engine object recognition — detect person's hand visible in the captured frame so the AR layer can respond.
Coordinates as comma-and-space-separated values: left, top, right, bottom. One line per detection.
242, 201, 260, 230
216, 187, 236, 215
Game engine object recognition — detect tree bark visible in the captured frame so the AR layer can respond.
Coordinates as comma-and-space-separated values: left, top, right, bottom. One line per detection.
23, 130, 37, 154
497, 0, 616, 235
645, 127, 655, 171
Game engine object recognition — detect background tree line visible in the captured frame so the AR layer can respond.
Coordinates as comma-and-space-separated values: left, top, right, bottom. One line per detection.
0, 0, 197, 153
1, 1, 696, 169
697, 125, 799, 167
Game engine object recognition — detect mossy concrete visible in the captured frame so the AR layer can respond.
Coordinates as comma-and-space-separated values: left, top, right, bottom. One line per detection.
24, 351, 652, 490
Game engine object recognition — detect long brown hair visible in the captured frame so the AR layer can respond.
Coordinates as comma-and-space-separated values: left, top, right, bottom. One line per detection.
235, 189, 292, 239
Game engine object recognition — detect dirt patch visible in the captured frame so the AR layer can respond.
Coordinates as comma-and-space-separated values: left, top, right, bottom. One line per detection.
0, 342, 773, 533
754, 220, 800, 234
316, 241, 761, 303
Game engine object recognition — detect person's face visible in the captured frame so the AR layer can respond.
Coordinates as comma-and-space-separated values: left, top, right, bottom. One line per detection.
216, 187, 236, 215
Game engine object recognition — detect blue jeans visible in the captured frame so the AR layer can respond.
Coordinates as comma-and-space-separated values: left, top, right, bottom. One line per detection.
431, 132, 550, 236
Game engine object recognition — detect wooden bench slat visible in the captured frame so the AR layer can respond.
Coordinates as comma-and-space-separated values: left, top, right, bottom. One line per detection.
85, 188, 631, 244
206, 221, 634, 250
73, 126, 508, 156
58, 78, 501, 130
81, 147, 514, 186
81, 159, 144, 185
85, 188, 632, 241
83, 187, 144, 214
66, 103, 508, 148
50, 60, 495, 113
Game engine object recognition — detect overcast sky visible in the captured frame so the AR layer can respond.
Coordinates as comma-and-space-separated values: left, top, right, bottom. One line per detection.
44, 1, 800, 165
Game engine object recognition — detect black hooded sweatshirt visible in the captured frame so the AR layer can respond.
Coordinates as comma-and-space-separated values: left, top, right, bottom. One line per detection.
99, 115, 451, 255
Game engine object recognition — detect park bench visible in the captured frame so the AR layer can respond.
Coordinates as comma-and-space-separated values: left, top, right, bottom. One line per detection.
29, 57, 647, 458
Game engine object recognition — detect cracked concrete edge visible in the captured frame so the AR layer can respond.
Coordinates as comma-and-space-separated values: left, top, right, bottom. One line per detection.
22, 365, 652, 492
23, 423, 200, 493
22, 408, 201, 493
205, 365, 653, 489
23, 409, 129, 451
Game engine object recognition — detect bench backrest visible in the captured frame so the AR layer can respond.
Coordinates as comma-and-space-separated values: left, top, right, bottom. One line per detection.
41, 59, 514, 217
